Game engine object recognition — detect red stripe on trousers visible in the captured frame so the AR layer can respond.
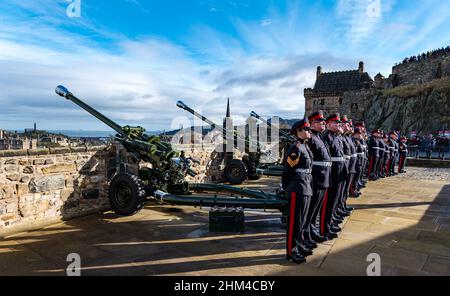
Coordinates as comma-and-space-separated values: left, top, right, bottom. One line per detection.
398, 156, 404, 173
368, 156, 374, 179
288, 192, 296, 256
320, 189, 328, 235
386, 159, 391, 174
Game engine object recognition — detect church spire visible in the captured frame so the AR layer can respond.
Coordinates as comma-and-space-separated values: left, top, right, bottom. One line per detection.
226, 97, 230, 118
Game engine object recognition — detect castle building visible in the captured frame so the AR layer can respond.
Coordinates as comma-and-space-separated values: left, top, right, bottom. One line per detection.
304, 61, 374, 120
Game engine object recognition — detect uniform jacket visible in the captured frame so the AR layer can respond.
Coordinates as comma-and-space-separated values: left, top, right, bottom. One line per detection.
322, 130, 348, 182
352, 137, 364, 167
368, 136, 379, 157
345, 135, 357, 174
307, 130, 331, 188
282, 139, 313, 196
399, 142, 408, 156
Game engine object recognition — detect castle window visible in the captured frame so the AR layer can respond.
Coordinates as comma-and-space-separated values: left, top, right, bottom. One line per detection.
351, 103, 358, 112
320, 99, 325, 105
339, 98, 343, 105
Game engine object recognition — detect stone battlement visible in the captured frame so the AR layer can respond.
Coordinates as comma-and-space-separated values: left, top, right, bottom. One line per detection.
0, 143, 244, 235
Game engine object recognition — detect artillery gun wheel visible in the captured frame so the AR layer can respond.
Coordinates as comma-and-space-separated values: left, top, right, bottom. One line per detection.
224, 159, 248, 185
108, 173, 146, 216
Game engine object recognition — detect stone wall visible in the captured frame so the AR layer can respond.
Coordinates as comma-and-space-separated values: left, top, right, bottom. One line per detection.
392, 53, 450, 86
304, 92, 342, 117
0, 143, 245, 234
0, 146, 110, 234
341, 89, 377, 121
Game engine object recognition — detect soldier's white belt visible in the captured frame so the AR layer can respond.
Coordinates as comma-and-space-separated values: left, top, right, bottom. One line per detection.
357, 152, 365, 156
312, 161, 332, 167
371, 147, 381, 150
331, 157, 345, 162
295, 168, 312, 174
344, 155, 351, 160
351, 154, 357, 158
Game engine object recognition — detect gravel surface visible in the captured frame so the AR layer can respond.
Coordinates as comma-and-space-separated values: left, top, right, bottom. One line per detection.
396, 166, 450, 181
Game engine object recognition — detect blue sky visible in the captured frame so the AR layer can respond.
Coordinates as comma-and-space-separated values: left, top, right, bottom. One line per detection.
1, 0, 450, 131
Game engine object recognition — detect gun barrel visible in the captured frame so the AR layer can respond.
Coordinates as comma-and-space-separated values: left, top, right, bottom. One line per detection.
55, 85, 124, 136
177, 100, 264, 150
250, 111, 295, 141
176, 100, 220, 130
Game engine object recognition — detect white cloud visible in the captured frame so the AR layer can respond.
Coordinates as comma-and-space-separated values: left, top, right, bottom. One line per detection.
1, 0, 449, 132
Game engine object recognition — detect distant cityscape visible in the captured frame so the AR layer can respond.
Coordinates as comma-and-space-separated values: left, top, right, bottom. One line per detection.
0, 123, 112, 151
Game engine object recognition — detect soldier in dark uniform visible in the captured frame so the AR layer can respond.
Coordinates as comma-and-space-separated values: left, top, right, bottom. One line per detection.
398, 136, 408, 173
321, 114, 347, 239
377, 131, 386, 178
382, 134, 391, 177
354, 122, 368, 190
367, 129, 380, 181
388, 131, 399, 176
282, 118, 313, 264
336, 115, 355, 223
305, 111, 331, 244
351, 127, 364, 197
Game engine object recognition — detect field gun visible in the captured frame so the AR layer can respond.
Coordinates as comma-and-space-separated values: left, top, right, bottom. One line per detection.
56, 86, 287, 218
250, 111, 297, 175
176, 100, 284, 184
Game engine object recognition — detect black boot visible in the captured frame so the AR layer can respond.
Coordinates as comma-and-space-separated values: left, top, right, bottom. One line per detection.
286, 253, 307, 264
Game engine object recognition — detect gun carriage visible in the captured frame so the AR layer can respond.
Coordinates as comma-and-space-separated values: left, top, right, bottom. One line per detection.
55, 86, 287, 218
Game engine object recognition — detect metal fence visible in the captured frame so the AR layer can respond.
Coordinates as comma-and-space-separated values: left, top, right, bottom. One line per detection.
408, 145, 450, 160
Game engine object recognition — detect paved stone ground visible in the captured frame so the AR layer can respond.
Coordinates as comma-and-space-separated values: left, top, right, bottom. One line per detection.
1, 168, 449, 276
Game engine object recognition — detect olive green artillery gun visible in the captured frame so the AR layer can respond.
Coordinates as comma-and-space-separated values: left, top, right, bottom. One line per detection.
176, 101, 282, 184
55, 86, 287, 217
250, 111, 297, 175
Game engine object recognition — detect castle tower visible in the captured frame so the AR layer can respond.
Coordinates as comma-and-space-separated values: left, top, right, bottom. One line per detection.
358, 61, 364, 74
316, 66, 322, 79
374, 73, 385, 89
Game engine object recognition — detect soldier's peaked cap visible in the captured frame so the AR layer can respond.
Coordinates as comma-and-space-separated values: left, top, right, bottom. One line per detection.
355, 122, 365, 127
308, 111, 326, 122
341, 115, 349, 123
291, 118, 311, 134
326, 113, 341, 123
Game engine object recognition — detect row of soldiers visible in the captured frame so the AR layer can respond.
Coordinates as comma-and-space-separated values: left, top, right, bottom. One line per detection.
282, 112, 408, 264
367, 129, 408, 180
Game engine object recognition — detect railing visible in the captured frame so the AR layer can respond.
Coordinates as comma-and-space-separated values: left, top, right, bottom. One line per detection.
408, 145, 450, 160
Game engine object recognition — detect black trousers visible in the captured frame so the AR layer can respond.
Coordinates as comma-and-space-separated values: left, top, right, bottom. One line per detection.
286, 191, 310, 256
359, 157, 368, 184
368, 155, 378, 179
389, 154, 396, 174
322, 179, 346, 235
304, 186, 327, 239
353, 162, 363, 193
377, 154, 385, 176
339, 173, 354, 210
